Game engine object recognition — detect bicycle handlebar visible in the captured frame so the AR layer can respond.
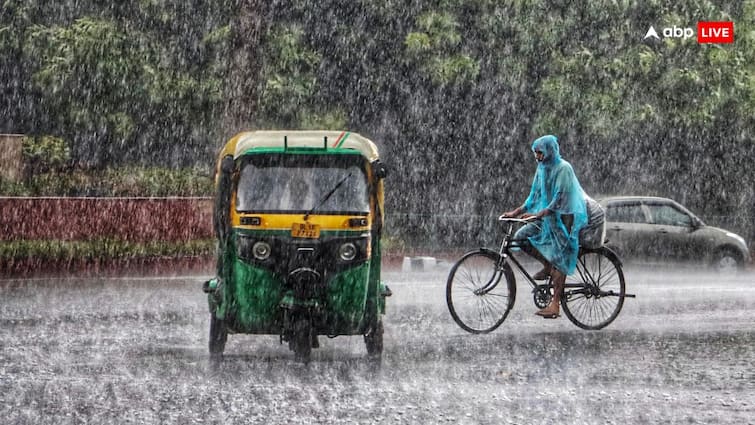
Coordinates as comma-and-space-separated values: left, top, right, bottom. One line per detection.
497, 215, 539, 223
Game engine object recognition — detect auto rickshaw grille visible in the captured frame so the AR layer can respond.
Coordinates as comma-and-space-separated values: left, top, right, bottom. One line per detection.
288, 268, 325, 300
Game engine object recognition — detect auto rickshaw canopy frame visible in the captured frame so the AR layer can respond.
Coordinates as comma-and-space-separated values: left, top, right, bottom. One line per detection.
220, 130, 381, 163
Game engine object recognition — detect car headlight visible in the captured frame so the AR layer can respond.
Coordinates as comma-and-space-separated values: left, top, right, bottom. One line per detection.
725, 232, 747, 247
338, 242, 357, 261
252, 241, 271, 260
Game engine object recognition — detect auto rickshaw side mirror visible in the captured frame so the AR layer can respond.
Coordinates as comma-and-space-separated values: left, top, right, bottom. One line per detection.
372, 159, 389, 179
220, 155, 234, 174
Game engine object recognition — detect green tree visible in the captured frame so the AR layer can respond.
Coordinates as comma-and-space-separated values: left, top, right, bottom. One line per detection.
257, 25, 346, 129
404, 11, 479, 85
223, 0, 268, 135
0, 1, 43, 134
25, 18, 143, 165
21, 135, 70, 180
25, 11, 228, 167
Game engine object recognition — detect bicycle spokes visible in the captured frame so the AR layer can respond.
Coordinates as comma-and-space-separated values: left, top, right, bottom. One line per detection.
446, 251, 516, 334
561, 249, 626, 330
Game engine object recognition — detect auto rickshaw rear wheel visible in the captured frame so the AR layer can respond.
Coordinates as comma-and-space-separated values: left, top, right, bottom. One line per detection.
364, 319, 384, 357
209, 315, 227, 358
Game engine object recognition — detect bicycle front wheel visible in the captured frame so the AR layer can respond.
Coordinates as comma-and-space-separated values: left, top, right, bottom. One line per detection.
446, 250, 516, 334
561, 247, 626, 330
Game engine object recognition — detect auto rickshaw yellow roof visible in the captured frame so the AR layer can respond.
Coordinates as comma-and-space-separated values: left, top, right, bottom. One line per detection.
230, 130, 380, 162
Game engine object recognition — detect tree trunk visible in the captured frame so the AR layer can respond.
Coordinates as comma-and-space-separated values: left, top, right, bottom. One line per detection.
222, 0, 268, 138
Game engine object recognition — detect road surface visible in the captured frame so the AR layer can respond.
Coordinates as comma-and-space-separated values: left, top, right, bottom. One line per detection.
1, 264, 753, 424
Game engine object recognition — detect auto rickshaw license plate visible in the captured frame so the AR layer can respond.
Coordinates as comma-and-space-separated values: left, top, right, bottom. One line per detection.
292, 222, 320, 238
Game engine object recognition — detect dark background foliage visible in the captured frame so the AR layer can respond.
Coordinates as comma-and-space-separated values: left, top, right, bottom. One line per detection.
1, 0, 753, 249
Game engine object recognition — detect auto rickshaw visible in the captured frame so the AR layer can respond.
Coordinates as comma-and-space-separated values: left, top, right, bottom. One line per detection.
203, 130, 389, 361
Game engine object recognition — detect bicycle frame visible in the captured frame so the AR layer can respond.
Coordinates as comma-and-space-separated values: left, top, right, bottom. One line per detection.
496, 217, 634, 298
494, 218, 546, 291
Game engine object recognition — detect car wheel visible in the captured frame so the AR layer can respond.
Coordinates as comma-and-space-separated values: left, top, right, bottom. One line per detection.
711, 248, 742, 272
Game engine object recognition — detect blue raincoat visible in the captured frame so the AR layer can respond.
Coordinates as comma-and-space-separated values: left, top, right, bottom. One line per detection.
521, 135, 587, 275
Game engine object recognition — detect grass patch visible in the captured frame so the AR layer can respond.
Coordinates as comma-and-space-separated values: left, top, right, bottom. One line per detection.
0, 238, 216, 261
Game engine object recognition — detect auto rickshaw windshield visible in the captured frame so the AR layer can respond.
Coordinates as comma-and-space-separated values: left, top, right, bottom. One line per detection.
236, 154, 370, 215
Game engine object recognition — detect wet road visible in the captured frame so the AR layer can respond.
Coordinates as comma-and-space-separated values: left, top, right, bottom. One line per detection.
1, 265, 753, 424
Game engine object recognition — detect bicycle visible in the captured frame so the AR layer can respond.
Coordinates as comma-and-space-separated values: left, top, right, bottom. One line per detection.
446, 216, 635, 332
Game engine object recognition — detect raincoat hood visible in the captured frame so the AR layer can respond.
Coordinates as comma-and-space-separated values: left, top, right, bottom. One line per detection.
531, 135, 561, 167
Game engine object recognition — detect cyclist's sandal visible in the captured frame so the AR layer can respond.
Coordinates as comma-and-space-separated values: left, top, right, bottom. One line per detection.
535, 309, 560, 319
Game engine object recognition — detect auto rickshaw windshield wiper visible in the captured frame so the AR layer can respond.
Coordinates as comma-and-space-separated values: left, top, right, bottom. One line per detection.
304, 172, 352, 220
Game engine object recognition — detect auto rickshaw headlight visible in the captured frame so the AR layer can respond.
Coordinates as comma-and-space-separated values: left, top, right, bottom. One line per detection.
339, 242, 357, 261
252, 241, 272, 260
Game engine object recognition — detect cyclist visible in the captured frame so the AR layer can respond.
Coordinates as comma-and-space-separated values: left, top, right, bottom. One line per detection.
502, 135, 589, 319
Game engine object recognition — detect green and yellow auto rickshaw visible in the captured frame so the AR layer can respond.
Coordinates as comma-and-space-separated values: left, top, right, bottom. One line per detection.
203, 130, 389, 361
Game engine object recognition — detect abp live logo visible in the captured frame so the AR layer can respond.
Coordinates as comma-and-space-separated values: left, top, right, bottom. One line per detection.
644, 21, 734, 44
697, 21, 734, 44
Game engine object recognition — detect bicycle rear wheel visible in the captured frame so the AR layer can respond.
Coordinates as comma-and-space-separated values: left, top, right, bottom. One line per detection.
446, 250, 516, 334
561, 247, 625, 330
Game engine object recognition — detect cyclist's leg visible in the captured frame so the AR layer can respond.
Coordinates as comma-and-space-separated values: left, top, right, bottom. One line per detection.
513, 223, 552, 277
537, 268, 564, 318
536, 214, 574, 318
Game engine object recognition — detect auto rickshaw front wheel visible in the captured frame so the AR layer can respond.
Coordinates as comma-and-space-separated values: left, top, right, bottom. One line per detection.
364, 319, 384, 358
290, 317, 313, 363
209, 315, 227, 358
